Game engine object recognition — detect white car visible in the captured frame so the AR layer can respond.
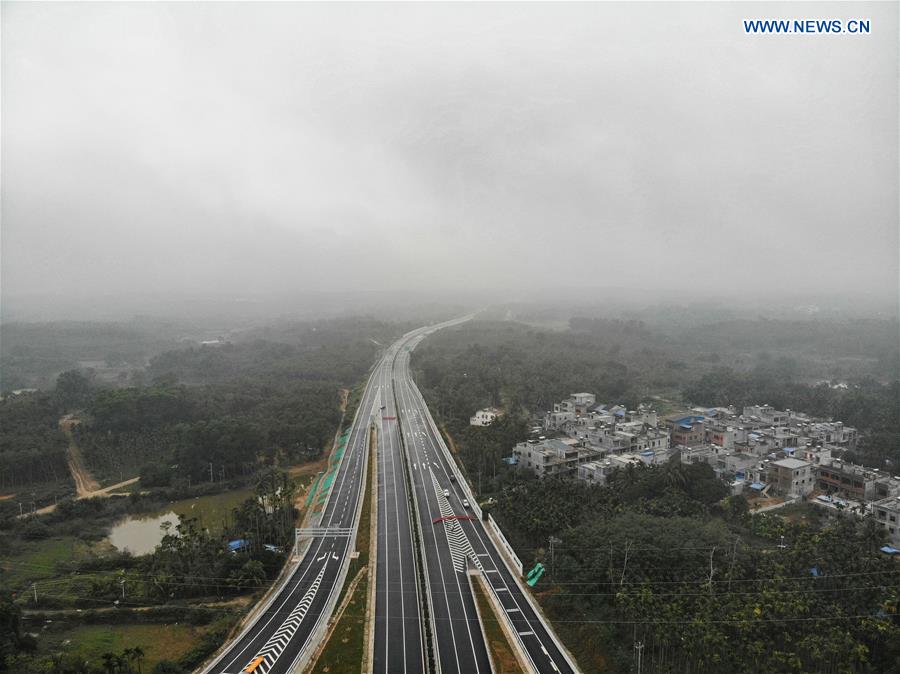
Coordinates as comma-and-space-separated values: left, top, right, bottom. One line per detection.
443, 489, 450, 497
462, 499, 470, 509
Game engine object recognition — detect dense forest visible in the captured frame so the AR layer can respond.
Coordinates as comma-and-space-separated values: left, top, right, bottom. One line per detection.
0, 318, 404, 506
491, 466, 899, 673
0, 393, 69, 490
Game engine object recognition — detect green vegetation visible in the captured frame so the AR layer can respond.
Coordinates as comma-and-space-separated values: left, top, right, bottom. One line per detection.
0, 392, 69, 491
471, 574, 524, 674
34, 623, 203, 672
307, 572, 368, 674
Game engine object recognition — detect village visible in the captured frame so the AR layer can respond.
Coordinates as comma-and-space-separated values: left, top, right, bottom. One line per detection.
471, 393, 900, 551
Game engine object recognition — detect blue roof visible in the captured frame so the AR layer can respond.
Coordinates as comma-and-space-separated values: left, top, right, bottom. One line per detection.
615, 410, 626, 417
750, 482, 766, 490
641, 450, 654, 456
228, 539, 249, 551
880, 546, 900, 555
674, 415, 704, 426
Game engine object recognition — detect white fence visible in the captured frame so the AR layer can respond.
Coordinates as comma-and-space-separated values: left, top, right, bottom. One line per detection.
487, 514, 524, 576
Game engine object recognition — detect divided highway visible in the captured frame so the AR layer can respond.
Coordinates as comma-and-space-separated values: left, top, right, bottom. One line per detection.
202, 316, 577, 674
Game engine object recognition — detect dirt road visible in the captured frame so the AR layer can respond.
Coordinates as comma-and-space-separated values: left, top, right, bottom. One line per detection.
60, 415, 100, 497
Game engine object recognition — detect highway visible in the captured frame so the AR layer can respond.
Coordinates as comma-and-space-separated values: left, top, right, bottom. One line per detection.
393, 327, 579, 674
201, 351, 387, 674
201, 316, 577, 674
373, 339, 425, 674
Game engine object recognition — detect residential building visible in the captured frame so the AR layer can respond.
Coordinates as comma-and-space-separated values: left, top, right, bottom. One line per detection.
816, 461, 900, 501
668, 415, 706, 447
872, 497, 900, 548
770, 458, 814, 497
513, 438, 601, 478
470, 407, 502, 426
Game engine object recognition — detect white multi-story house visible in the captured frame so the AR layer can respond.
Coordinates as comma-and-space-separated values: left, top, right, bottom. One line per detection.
872, 497, 900, 548
470, 407, 502, 426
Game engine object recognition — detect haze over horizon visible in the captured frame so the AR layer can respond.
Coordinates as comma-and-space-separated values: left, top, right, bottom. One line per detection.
3, 2, 898, 314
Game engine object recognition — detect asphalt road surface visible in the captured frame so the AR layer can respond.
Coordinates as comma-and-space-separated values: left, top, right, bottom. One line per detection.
394, 328, 578, 674
373, 339, 425, 674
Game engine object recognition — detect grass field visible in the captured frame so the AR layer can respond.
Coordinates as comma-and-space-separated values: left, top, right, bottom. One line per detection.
306, 574, 368, 674
36, 623, 206, 671
0, 537, 86, 588
471, 574, 524, 674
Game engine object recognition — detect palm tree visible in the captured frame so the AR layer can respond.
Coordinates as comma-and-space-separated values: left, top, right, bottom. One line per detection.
127, 646, 145, 674
101, 652, 117, 674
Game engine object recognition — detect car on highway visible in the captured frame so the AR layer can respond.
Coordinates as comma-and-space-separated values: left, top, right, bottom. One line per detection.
443, 488, 450, 497
449, 474, 457, 482
462, 499, 470, 508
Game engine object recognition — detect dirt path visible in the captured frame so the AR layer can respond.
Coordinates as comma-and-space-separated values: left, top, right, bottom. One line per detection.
60, 415, 100, 497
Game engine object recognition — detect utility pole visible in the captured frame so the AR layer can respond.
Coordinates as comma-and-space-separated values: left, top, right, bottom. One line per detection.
209, 462, 214, 483
120, 578, 126, 600
634, 638, 644, 674
32, 583, 37, 604
728, 537, 739, 591
549, 536, 562, 582
19, 503, 23, 517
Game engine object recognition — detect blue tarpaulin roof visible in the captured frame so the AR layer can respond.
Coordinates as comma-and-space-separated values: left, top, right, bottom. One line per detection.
228, 539, 249, 551
750, 482, 766, 490
880, 546, 900, 555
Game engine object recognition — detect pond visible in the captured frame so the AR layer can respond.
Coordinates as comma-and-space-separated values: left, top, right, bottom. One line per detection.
106, 488, 254, 556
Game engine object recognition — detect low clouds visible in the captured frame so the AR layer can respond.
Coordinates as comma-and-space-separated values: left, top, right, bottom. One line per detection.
2, 2, 897, 303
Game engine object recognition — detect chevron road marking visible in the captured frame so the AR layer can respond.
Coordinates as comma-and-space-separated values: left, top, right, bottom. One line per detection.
240, 559, 330, 674
429, 468, 482, 573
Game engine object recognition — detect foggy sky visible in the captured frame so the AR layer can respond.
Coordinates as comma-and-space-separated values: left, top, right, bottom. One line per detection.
2, 2, 898, 307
